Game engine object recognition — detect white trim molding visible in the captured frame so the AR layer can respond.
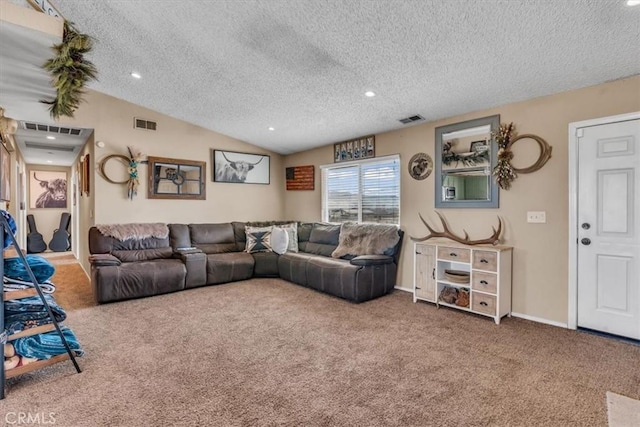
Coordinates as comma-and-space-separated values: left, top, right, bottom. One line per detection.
567, 111, 640, 330
394, 286, 413, 293
511, 312, 568, 329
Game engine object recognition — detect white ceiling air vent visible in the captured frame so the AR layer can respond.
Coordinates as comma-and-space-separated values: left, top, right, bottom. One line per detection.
134, 117, 157, 131
24, 142, 77, 152
22, 122, 84, 136
399, 114, 425, 124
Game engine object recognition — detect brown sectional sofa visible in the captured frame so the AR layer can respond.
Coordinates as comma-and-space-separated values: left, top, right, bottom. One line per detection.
88, 221, 403, 304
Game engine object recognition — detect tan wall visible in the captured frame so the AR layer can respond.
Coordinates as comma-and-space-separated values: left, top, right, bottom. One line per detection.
57, 90, 285, 268
74, 135, 95, 274
283, 75, 640, 324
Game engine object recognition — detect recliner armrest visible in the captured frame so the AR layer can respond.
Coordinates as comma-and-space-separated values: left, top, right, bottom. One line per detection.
175, 250, 207, 288
349, 255, 394, 266
89, 254, 121, 267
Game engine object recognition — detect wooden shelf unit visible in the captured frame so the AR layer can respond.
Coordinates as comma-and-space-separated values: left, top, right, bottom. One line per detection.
5, 354, 71, 379
413, 239, 513, 324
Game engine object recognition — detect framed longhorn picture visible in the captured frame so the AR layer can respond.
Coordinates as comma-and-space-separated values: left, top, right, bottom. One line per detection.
213, 150, 270, 184
29, 170, 67, 209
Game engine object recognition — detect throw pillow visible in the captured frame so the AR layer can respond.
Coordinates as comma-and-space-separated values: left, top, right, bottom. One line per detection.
245, 226, 272, 253
270, 227, 289, 255
4, 255, 55, 283
276, 222, 299, 253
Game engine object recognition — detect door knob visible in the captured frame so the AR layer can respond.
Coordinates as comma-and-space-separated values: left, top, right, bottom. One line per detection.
581, 238, 591, 245
581, 223, 591, 230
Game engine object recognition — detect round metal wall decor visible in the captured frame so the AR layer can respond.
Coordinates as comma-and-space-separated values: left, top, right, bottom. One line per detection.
408, 152, 433, 180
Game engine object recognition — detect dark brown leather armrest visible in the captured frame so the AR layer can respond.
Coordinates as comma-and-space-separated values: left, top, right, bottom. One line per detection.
88, 254, 121, 267
350, 255, 394, 266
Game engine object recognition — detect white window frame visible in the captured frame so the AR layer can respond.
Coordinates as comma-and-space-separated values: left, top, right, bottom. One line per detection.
320, 154, 401, 225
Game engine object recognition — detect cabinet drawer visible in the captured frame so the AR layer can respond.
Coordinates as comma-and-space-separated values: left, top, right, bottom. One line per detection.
472, 292, 496, 316
437, 246, 471, 263
472, 271, 497, 294
472, 250, 498, 271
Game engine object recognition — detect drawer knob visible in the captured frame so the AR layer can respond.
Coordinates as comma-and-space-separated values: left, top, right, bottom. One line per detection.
450, 252, 457, 257
480, 259, 488, 264
480, 301, 488, 306
480, 280, 488, 285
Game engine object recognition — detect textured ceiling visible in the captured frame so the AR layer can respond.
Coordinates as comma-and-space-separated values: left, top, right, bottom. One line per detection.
30, 1, 640, 154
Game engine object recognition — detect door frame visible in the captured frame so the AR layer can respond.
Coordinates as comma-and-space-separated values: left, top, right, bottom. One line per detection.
567, 111, 640, 330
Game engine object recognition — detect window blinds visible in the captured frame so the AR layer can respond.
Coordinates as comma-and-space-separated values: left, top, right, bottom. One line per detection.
322, 155, 400, 224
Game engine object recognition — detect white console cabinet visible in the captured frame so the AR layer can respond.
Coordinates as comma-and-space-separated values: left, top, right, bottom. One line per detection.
413, 239, 512, 324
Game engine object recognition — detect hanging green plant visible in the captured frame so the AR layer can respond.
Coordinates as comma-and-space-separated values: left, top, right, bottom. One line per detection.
41, 21, 98, 119
442, 149, 489, 168
492, 122, 517, 190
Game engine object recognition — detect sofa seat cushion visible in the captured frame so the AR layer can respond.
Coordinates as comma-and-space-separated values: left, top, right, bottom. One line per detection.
92, 259, 186, 303
251, 251, 280, 277
277, 252, 319, 286
205, 252, 254, 285
305, 257, 362, 298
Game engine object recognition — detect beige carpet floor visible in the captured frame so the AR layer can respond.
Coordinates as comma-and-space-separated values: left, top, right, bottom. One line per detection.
1, 272, 639, 426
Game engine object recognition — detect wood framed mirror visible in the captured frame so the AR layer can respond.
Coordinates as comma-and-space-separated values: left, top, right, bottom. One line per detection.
434, 114, 500, 208
147, 156, 206, 200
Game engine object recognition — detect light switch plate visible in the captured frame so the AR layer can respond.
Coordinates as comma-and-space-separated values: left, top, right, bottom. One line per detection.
527, 211, 546, 223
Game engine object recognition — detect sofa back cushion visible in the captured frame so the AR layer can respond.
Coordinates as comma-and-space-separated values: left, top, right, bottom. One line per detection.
232, 221, 247, 251
189, 223, 237, 254
113, 248, 174, 262
297, 222, 313, 252
303, 223, 340, 257
88, 226, 173, 262
168, 223, 192, 249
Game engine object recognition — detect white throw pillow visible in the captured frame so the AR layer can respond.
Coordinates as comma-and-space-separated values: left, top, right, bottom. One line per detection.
270, 226, 290, 255
276, 222, 299, 253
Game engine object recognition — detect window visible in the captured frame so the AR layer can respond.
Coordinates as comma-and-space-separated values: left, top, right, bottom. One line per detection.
321, 155, 400, 224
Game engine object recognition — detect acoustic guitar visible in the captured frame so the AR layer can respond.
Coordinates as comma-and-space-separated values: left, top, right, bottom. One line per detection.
26, 214, 47, 254
49, 212, 71, 252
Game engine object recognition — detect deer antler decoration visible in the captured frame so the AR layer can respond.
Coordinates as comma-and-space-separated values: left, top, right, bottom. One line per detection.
411, 211, 503, 246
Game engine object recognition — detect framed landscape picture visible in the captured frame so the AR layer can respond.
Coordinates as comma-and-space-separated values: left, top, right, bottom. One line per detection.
212, 150, 270, 184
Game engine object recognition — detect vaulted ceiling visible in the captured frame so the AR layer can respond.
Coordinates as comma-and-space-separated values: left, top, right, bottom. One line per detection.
6, 0, 640, 159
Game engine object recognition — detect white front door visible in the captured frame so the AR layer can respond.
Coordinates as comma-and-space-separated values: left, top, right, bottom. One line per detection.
577, 118, 640, 339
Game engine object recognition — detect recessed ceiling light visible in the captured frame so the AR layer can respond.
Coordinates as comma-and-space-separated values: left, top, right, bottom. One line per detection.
131, 72, 142, 79
268, 127, 275, 131
627, 0, 640, 6
365, 91, 376, 97
46, 135, 55, 140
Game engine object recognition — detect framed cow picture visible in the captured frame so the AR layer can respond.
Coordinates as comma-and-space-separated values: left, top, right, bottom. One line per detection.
212, 150, 270, 184
29, 170, 67, 209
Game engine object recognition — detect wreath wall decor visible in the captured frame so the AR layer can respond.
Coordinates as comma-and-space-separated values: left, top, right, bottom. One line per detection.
41, 21, 98, 119
98, 147, 144, 200
492, 123, 552, 190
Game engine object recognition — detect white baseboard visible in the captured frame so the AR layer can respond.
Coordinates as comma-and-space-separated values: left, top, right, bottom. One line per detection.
510, 312, 568, 329
394, 286, 413, 293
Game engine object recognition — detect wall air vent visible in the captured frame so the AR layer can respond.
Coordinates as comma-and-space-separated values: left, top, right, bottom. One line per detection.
134, 117, 157, 131
399, 114, 425, 125
22, 122, 84, 136
24, 142, 76, 152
